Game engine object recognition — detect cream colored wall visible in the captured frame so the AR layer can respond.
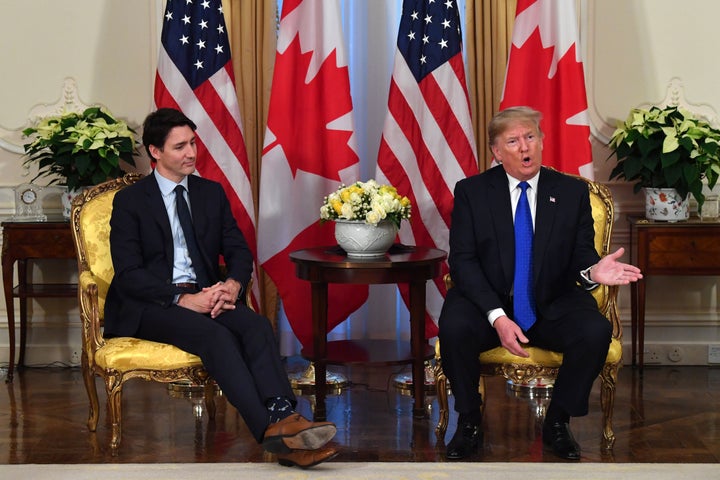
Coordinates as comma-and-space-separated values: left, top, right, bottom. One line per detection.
0, 0, 162, 367
0, 0, 718, 368
582, 0, 720, 365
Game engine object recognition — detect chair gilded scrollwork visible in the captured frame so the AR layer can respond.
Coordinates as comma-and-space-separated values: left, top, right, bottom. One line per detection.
433, 175, 622, 450
70, 173, 216, 451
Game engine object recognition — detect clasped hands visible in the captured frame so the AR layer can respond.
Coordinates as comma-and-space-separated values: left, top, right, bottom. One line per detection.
496, 247, 643, 358
176, 278, 242, 318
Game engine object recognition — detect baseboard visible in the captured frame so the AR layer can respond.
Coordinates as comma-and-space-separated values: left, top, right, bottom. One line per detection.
621, 342, 720, 366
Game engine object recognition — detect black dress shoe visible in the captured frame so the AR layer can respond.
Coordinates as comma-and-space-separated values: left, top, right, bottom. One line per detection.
446, 421, 482, 460
542, 421, 581, 460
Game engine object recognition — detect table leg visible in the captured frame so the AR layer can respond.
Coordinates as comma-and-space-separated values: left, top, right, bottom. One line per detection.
2, 248, 15, 383
637, 278, 647, 370
311, 281, 328, 420
408, 280, 427, 418
17, 259, 27, 370
630, 281, 638, 367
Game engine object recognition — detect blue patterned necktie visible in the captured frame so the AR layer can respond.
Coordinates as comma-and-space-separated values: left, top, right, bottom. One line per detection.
174, 185, 210, 287
514, 181, 536, 331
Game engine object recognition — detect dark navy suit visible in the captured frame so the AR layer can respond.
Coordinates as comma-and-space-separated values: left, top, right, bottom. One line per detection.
104, 173, 294, 442
439, 166, 611, 418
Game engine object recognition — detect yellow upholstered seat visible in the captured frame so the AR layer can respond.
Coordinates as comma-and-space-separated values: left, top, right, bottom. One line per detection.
434, 174, 621, 450
70, 174, 215, 452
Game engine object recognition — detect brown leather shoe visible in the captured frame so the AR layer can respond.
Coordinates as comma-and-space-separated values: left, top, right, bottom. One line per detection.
262, 413, 337, 454
277, 445, 338, 469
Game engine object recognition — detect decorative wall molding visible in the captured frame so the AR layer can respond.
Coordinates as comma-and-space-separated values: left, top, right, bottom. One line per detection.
643, 78, 720, 128
581, 0, 720, 144
588, 76, 720, 145
0, 78, 97, 155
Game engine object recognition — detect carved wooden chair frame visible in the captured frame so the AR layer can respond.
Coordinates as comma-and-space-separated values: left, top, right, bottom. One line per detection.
70, 173, 216, 452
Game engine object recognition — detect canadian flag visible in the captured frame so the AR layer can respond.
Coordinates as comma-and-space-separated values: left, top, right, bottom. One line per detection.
500, 0, 593, 179
257, 0, 366, 349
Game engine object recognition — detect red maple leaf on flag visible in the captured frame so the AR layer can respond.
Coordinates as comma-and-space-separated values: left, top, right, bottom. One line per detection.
263, 36, 357, 180
258, 1, 365, 351
500, 0, 593, 179
501, 29, 591, 174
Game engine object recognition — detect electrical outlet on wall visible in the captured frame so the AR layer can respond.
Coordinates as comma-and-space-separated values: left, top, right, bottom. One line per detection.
69, 349, 81, 366
644, 349, 661, 364
709, 345, 720, 364
668, 346, 683, 363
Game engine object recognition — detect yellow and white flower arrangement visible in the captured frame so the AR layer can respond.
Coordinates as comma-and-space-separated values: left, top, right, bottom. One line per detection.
320, 180, 411, 228
22, 107, 137, 191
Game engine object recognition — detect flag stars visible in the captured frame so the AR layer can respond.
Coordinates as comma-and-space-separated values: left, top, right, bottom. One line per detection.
217, 24, 224, 34
182, 15, 191, 25
180, 35, 189, 45
424, 14, 432, 24
445, 0, 454, 8
420, 55, 427, 64
439, 38, 448, 49
411, 10, 419, 20
194, 60, 203, 70
196, 39, 206, 49
185, 0, 193, 4
201, 0, 210, 9
215, 44, 224, 55
199, 19, 208, 29
422, 34, 430, 44
407, 31, 416, 41
442, 18, 451, 29
165, 10, 173, 21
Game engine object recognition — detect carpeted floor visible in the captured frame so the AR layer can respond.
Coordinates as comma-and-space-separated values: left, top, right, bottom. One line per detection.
1, 462, 718, 479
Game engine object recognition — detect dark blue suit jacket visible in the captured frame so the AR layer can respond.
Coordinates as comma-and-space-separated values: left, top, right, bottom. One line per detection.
448, 165, 600, 322
103, 173, 253, 337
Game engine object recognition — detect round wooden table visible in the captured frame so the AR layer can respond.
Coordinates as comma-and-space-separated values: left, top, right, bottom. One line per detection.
289, 245, 446, 419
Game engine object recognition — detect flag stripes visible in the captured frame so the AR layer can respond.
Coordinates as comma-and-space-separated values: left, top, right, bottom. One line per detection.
377, 0, 479, 337
154, 0, 259, 307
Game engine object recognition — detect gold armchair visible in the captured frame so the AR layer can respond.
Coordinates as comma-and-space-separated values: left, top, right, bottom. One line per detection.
434, 175, 622, 450
70, 174, 215, 452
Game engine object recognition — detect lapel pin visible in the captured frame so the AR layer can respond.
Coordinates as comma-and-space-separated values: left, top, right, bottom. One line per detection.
549, 196, 556, 203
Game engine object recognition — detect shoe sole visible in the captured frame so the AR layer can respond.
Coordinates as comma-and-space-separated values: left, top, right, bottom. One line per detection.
263, 424, 337, 454
278, 450, 340, 469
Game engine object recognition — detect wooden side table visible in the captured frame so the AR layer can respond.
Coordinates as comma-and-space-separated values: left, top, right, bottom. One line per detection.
628, 215, 720, 369
2, 219, 77, 383
289, 245, 446, 419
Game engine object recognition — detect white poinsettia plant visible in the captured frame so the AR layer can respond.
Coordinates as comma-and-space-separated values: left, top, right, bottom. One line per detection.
22, 106, 138, 191
608, 104, 720, 212
320, 179, 411, 228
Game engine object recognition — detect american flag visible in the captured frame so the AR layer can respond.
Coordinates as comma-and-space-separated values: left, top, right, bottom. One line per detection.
257, 0, 366, 350
376, 0, 479, 338
154, 0, 259, 307
500, 0, 593, 179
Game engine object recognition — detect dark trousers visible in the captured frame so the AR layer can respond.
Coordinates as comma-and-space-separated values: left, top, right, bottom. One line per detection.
136, 303, 296, 442
438, 288, 611, 419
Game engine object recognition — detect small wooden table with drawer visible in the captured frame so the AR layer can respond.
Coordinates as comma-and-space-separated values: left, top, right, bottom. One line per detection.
628, 215, 720, 369
2, 219, 77, 382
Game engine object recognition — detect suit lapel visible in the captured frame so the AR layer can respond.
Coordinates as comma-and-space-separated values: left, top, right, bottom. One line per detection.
488, 167, 515, 287
533, 168, 559, 284
142, 175, 175, 272
186, 176, 214, 277
187, 176, 208, 237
